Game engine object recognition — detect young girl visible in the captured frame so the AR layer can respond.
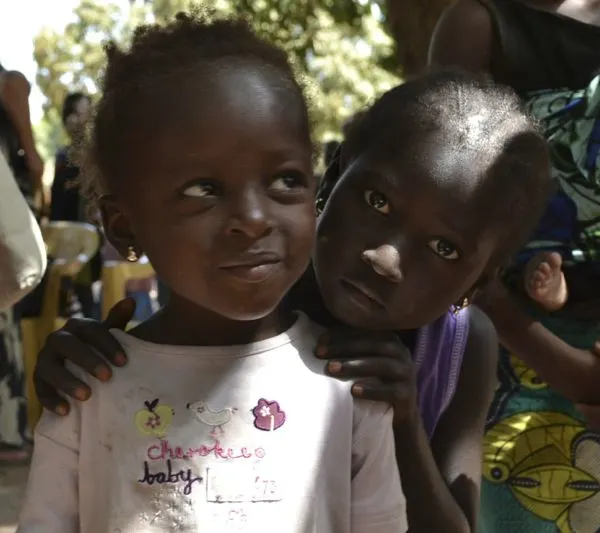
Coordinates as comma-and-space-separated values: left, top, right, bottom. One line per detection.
33, 67, 554, 531
18, 14, 407, 533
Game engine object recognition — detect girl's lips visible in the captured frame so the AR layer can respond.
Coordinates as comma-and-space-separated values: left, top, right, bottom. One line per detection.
340, 278, 387, 310
219, 251, 282, 268
219, 254, 283, 284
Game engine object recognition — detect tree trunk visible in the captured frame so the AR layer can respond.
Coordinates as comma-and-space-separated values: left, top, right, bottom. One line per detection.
385, 0, 453, 76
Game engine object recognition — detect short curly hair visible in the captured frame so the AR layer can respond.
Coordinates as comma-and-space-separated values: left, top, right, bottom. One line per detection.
78, 12, 312, 213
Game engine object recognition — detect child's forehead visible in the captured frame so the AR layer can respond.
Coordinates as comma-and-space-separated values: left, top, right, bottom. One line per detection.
131, 63, 306, 137
365, 137, 494, 193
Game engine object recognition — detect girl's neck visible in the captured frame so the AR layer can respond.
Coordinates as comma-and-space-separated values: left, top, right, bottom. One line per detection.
129, 293, 295, 347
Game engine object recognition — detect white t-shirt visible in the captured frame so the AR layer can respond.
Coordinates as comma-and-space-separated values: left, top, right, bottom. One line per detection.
18, 313, 407, 533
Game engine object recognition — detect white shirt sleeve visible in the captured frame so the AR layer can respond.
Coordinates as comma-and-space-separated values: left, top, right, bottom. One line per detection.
351, 400, 408, 533
17, 406, 81, 533
0, 150, 46, 311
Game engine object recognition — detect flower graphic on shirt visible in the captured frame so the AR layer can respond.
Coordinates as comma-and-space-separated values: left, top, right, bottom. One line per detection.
146, 413, 161, 430
134, 398, 174, 438
252, 398, 286, 432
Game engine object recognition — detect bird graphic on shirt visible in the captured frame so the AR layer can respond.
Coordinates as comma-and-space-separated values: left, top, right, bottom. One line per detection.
186, 400, 236, 437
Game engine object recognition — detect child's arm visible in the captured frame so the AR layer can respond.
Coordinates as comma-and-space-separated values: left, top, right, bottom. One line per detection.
315, 308, 497, 533
17, 408, 80, 533
351, 402, 408, 533
477, 277, 600, 404
392, 307, 497, 533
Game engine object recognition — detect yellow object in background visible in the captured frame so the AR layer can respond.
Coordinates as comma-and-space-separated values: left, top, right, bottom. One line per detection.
22, 221, 100, 429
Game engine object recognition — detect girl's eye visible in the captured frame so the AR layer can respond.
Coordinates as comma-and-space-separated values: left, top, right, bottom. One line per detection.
182, 182, 217, 198
427, 238, 460, 260
269, 172, 307, 192
364, 189, 390, 215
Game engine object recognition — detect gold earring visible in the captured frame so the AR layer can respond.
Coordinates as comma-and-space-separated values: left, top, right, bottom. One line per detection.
452, 297, 469, 316
127, 245, 138, 263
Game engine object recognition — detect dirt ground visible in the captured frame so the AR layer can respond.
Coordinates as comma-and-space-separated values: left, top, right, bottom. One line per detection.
0, 464, 27, 533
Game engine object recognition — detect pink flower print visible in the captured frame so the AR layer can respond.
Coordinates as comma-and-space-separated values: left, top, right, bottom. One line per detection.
252, 399, 285, 432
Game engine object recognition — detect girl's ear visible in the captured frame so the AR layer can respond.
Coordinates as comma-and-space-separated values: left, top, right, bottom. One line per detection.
316, 143, 343, 213
99, 194, 138, 259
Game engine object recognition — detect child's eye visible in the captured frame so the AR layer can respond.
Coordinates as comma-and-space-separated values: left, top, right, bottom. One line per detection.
182, 181, 217, 198
427, 238, 460, 260
269, 171, 307, 191
364, 189, 390, 215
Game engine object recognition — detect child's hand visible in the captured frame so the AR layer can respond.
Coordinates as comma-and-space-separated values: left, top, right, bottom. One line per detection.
576, 340, 600, 431
315, 329, 418, 424
34, 298, 136, 415
524, 251, 568, 311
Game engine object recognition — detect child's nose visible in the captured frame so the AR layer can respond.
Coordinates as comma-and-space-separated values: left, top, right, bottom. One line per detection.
361, 244, 403, 283
225, 190, 274, 238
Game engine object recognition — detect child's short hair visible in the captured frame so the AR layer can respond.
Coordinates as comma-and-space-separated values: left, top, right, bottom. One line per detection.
78, 12, 311, 213
320, 70, 553, 266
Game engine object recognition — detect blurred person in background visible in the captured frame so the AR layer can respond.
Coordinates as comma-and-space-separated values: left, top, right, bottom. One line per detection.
0, 64, 46, 463
50, 92, 101, 319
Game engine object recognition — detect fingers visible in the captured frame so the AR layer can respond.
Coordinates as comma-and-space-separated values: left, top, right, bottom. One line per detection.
316, 329, 410, 361
592, 341, 600, 358
34, 376, 71, 416
64, 316, 128, 367
34, 340, 92, 415
326, 357, 412, 382
45, 330, 113, 381
350, 379, 413, 406
104, 298, 136, 331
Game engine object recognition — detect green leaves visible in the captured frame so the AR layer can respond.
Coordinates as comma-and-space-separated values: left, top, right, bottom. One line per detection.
33, 0, 400, 155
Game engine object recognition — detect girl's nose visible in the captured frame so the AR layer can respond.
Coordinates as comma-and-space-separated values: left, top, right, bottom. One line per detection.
361, 244, 403, 283
225, 190, 274, 238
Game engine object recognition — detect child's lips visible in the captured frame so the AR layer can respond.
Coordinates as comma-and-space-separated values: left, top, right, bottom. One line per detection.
340, 278, 387, 310
219, 253, 283, 283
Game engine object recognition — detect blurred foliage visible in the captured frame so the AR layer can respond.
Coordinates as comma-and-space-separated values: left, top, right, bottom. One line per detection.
33, 0, 404, 159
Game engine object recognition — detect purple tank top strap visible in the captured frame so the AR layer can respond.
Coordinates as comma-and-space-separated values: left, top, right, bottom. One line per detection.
413, 308, 470, 439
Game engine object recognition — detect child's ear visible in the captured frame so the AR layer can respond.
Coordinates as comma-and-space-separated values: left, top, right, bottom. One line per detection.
99, 195, 137, 259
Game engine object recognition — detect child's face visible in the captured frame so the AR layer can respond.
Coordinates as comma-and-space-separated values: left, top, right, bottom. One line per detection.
103, 65, 315, 321
314, 139, 502, 330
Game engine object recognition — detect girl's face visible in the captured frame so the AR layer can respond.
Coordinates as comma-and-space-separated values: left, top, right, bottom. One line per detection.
103, 65, 316, 321
314, 140, 502, 330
